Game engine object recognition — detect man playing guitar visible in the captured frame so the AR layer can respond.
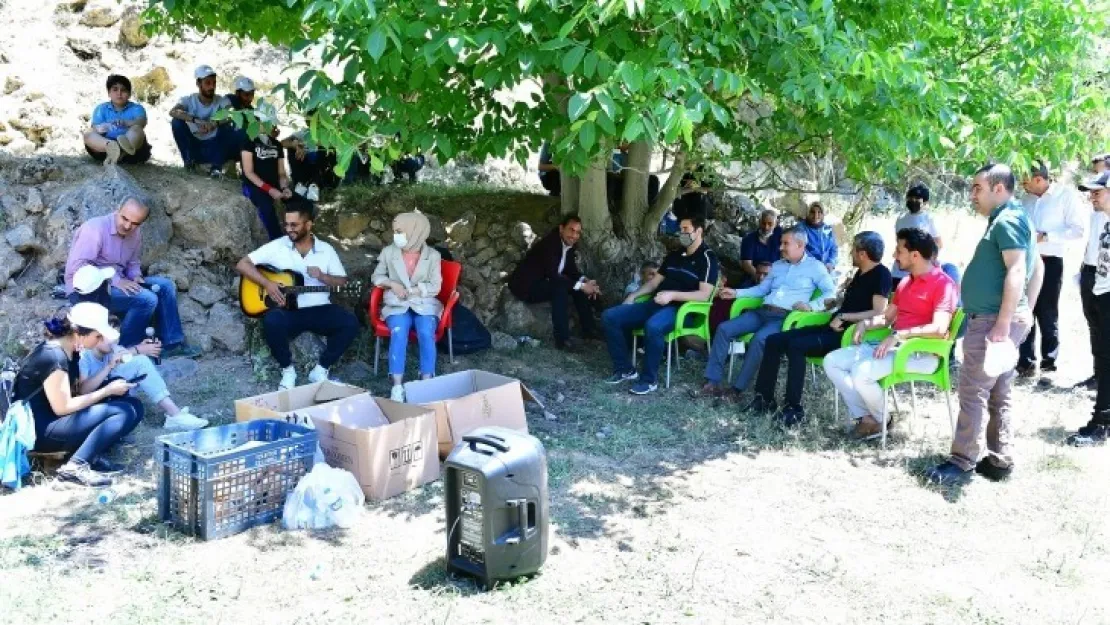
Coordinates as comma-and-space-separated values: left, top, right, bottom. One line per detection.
235, 198, 360, 390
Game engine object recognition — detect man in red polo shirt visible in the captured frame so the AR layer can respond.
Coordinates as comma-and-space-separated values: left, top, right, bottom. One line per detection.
822, 228, 958, 440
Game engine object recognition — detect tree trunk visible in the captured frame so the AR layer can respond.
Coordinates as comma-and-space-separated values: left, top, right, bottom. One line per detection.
640, 150, 686, 234
619, 141, 652, 236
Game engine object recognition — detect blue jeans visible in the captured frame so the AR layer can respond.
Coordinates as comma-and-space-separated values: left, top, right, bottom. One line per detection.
170, 118, 235, 169
705, 307, 788, 390
36, 396, 143, 463
242, 182, 282, 240
386, 311, 438, 376
111, 355, 170, 403
601, 301, 678, 385
100, 276, 184, 348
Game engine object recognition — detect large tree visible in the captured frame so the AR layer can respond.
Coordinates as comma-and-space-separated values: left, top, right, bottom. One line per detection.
150, 0, 1105, 276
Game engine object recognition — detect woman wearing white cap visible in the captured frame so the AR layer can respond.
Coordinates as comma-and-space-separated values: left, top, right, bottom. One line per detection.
9, 303, 142, 487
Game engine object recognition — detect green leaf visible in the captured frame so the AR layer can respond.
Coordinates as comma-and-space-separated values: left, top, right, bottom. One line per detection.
583, 51, 598, 78
622, 115, 644, 141
365, 29, 387, 62
579, 120, 596, 151
595, 92, 618, 120
568, 93, 591, 121
562, 46, 586, 75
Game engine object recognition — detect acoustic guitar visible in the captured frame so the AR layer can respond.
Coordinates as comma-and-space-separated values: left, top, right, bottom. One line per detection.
239, 264, 363, 317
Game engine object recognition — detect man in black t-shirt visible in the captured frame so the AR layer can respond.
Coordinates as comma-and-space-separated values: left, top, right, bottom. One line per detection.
749, 231, 893, 425
239, 103, 291, 240
602, 216, 719, 395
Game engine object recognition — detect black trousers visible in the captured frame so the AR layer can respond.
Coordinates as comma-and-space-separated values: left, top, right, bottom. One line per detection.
754, 325, 844, 408
1091, 292, 1110, 426
1019, 255, 1063, 368
261, 304, 360, 369
524, 278, 596, 344
1081, 264, 1100, 377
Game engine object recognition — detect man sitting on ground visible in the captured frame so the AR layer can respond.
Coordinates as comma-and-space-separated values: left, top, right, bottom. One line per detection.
823, 228, 957, 440
799, 201, 838, 272
65, 197, 202, 358
739, 209, 782, 287
169, 64, 234, 177
749, 232, 892, 425
226, 76, 256, 111
602, 217, 719, 395
695, 226, 836, 401
508, 214, 602, 350
78, 316, 208, 431
235, 199, 360, 390
84, 74, 151, 166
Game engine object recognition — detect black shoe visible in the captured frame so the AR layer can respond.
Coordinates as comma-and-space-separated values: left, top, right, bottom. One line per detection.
974, 458, 1012, 482
56, 459, 113, 487
924, 461, 973, 486
1015, 364, 1036, 378
1040, 359, 1057, 373
1066, 426, 1109, 447
605, 370, 638, 384
779, 404, 805, 428
1074, 376, 1097, 391
89, 457, 126, 474
742, 394, 775, 414
163, 343, 203, 359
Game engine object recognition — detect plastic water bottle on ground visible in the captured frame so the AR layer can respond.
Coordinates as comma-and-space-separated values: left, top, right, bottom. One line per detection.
96, 489, 117, 505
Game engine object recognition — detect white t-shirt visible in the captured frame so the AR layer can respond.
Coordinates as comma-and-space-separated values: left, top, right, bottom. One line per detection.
1084, 210, 1108, 267
1022, 183, 1087, 258
176, 93, 230, 140
1093, 214, 1110, 296
892, 211, 939, 277
247, 236, 347, 309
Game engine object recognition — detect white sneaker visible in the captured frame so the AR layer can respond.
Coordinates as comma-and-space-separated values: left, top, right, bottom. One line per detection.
104, 140, 121, 165
279, 366, 298, 390
306, 184, 320, 202
294, 182, 308, 197
307, 364, 330, 384
164, 408, 209, 431
390, 384, 405, 402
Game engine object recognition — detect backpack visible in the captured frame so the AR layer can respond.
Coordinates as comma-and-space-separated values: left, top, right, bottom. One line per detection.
437, 304, 491, 355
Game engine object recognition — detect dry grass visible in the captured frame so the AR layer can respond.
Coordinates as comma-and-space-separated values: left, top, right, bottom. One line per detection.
2, 209, 1109, 624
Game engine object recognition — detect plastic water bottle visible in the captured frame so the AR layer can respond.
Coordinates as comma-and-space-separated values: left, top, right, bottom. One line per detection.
96, 489, 117, 504
145, 327, 161, 366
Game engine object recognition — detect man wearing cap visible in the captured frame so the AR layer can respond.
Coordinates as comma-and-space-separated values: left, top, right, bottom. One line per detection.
169, 64, 234, 177
1065, 171, 1110, 446
1076, 158, 1110, 392
65, 197, 202, 359
926, 163, 1044, 485
226, 76, 256, 111
1016, 160, 1087, 377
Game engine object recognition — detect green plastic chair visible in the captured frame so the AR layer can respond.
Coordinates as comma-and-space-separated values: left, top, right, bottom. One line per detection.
833, 322, 895, 423
724, 293, 828, 383
630, 287, 717, 388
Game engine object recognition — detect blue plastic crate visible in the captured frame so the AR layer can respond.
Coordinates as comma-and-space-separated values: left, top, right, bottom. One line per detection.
155, 420, 317, 540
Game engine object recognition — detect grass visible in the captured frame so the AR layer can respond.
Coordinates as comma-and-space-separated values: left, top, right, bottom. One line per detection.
2, 208, 1110, 623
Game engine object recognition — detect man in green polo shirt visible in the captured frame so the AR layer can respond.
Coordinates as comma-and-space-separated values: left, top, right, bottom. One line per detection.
926, 163, 1044, 485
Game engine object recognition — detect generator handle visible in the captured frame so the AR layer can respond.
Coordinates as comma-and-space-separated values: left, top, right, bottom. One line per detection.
517, 499, 534, 540
463, 434, 510, 453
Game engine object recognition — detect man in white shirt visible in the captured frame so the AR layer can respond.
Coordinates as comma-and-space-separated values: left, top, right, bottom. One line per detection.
1017, 160, 1087, 376
235, 199, 360, 390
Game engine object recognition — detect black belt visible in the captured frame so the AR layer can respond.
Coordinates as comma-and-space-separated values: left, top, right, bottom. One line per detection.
1083, 264, 1097, 272
763, 305, 790, 314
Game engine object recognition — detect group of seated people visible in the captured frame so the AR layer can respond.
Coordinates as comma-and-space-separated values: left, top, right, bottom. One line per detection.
82, 67, 427, 241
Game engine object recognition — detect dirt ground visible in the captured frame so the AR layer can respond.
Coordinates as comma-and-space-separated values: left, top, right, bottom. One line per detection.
2, 210, 1109, 624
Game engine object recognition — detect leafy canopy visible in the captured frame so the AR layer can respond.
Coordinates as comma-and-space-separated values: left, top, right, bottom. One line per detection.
149, 0, 1106, 181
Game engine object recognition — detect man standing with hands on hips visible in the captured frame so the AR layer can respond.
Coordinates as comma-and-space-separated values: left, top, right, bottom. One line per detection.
1016, 160, 1086, 377
926, 163, 1043, 485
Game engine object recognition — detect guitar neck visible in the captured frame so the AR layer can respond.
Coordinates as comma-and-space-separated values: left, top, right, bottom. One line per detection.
284, 285, 337, 293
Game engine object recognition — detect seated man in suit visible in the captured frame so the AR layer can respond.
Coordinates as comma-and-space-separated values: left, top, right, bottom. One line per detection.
235, 199, 359, 390
508, 214, 601, 350
602, 216, 719, 395
695, 226, 837, 402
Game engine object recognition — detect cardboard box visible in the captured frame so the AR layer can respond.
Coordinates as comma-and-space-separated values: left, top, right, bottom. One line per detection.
234, 381, 366, 425
403, 370, 542, 458
290, 394, 439, 501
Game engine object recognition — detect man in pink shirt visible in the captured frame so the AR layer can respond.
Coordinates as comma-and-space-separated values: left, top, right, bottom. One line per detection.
64, 197, 201, 358
822, 228, 958, 440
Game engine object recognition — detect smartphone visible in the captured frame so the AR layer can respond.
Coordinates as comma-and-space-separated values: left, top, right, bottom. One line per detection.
127, 374, 147, 384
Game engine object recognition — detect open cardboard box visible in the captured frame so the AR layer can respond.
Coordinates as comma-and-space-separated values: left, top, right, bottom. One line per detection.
289, 394, 439, 501
234, 381, 366, 425
403, 370, 542, 458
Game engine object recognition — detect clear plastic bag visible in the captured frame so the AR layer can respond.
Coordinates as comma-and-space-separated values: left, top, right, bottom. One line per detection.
282, 463, 365, 530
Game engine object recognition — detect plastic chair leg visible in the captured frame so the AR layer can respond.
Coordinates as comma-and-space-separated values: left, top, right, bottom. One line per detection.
910, 381, 917, 420
374, 336, 381, 375
448, 327, 455, 365
810, 364, 817, 386
945, 388, 955, 437
881, 389, 889, 449
665, 339, 672, 388
727, 349, 735, 384
632, 335, 638, 368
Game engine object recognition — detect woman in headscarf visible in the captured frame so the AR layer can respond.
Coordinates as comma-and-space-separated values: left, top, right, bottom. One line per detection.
372, 212, 443, 402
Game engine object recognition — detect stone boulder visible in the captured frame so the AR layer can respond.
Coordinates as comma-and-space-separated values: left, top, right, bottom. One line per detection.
65, 37, 101, 61
5, 224, 41, 253
0, 242, 27, 290
43, 167, 172, 269
335, 212, 371, 240
497, 297, 554, 339
131, 67, 173, 104
188, 282, 225, 307
448, 212, 477, 246
490, 331, 518, 351
155, 182, 261, 261
79, 0, 121, 27
206, 302, 246, 352
118, 7, 150, 47
706, 231, 744, 267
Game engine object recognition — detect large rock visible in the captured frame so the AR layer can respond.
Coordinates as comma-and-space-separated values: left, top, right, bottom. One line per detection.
177, 297, 208, 326
4, 76, 22, 95
206, 303, 246, 352
79, 0, 121, 27
335, 212, 371, 240
498, 297, 553, 339
188, 282, 225, 307
0, 242, 26, 289
43, 167, 172, 269
490, 331, 518, 351
448, 212, 477, 245
5, 224, 41, 253
25, 187, 45, 214
158, 183, 260, 261
706, 231, 744, 266
118, 7, 150, 47
65, 37, 101, 61
131, 67, 173, 104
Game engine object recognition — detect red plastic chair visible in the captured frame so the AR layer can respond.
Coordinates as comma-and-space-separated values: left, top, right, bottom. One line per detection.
368, 259, 462, 375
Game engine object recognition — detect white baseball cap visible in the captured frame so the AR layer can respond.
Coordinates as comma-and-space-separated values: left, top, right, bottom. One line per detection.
72, 265, 115, 295
194, 64, 217, 80
68, 302, 119, 343
234, 76, 255, 92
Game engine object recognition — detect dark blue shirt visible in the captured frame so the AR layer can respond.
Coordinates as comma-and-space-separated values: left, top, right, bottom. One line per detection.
740, 226, 782, 266
657, 243, 719, 298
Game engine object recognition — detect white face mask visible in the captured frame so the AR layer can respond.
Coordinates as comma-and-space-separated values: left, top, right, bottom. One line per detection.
393, 232, 408, 248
